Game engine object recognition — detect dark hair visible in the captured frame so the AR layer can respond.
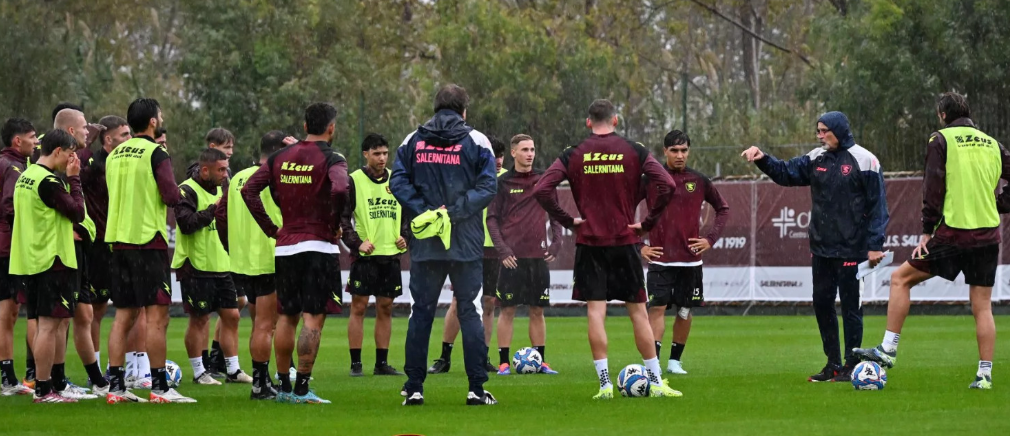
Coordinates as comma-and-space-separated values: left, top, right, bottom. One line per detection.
2, 118, 35, 149
154, 126, 167, 138
433, 84, 469, 115
304, 103, 337, 135
588, 99, 617, 124
361, 133, 389, 152
39, 129, 77, 156
260, 130, 287, 156
205, 127, 235, 146
52, 102, 82, 121
937, 92, 970, 124
510, 134, 533, 148
198, 147, 228, 166
98, 115, 128, 145
126, 98, 161, 133
488, 135, 506, 158
664, 130, 690, 148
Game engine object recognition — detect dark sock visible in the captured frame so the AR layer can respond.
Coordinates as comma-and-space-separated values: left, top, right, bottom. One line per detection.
35, 378, 52, 397
376, 348, 389, 366
535, 346, 546, 362
210, 342, 223, 369
109, 366, 125, 392
294, 372, 311, 396
498, 347, 510, 366
152, 367, 168, 392
25, 353, 35, 380
52, 363, 66, 391
212, 341, 222, 353
278, 372, 292, 393
655, 341, 662, 359
252, 361, 269, 390
201, 350, 211, 371
670, 342, 685, 361
440, 342, 453, 360
349, 348, 362, 365
0, 359, 16, 386
84, 361, 108, 388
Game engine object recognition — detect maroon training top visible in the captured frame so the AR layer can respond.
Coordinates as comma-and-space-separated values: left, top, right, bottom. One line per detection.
487, 168, 563, 259
641, 166, 729, 263
534, 132, 675, 247
77, 146, 111, 242
0, 148, 28, 257
241, 140, 349, 247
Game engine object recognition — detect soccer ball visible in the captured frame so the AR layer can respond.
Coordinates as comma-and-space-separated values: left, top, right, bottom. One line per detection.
617, 364, 651, 397
165, 360, 183, 388
851, 361, 887, 390
512, 347, 543, 374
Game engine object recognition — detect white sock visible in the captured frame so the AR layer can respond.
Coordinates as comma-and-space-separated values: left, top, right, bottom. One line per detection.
978, 361, 993, 377
136, 352, 151, 379
225, 356, 240, 375
644, 357, 662, 384
94, 352, 100, 366
593, 359, 612, 389
125, 352, 136, 378
882, 330, 900, 354
190, 357, 206, 378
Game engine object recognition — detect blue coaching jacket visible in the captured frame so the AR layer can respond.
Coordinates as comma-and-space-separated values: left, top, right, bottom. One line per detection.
755, 111, 889, 260
390, 109, 498, 262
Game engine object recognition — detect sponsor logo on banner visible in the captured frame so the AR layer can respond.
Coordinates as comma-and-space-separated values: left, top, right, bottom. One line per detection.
772, 207, 810, 238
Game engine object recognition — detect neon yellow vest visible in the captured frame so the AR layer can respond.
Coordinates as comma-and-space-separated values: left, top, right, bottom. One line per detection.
227, 166, 281, 275
350, 169, 404, 256
939, 126, 1001, 230
483, 167, 507, 247
171, 179, 229, 272
80, 207, 97, 243
10, 165, 77, 275
105, 137, 168, 245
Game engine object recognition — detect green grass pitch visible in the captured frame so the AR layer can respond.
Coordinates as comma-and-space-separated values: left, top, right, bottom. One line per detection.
3, 315, 1008, 436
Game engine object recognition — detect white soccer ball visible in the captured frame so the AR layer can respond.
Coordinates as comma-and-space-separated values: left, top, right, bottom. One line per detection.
512, 347, 543, 374
851, 361, 887, 390
165, 360, 183, 388
617, 364, 651, 397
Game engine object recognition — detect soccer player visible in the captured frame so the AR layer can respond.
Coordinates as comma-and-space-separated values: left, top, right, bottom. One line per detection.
742, 111, 888, 382
174, 148, 251, 385
392, 84, 498, 406
428, 137, 506, 375
78, 115, 132, 376
11, 129, 85, 402
639, 130, 729, 375
217, 130, 288, 399
154, 127, 167, 151
855, 92, 1010, 389
0, 118, 36, 396
486, 134, 562, 376
105, 97, 193, 403
242, 102, 349, 404
340, 133, 408, 377
534, 99, 680, 399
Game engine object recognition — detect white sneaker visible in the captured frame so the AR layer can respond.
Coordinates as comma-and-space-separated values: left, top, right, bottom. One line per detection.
225, 370, 253, 384
193, 372, 222, 385
1, 383, 33, 396
134, 377, 152, 389
59, 383, 99, 400
150, 388, 197, 403
106, 389, 148, 404
92, 384, 110, 397
667, 360, 688, 375
124, 375, 137, 389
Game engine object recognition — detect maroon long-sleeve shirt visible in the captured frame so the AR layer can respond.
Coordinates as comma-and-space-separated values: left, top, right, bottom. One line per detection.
921, 118, 1010, 247
487, 168, 563, 259
0, 148, 29, 257
111, 135, 181, 250
534, 133, 675, 247
640, 166, 729, 264
241, 141, 348, 249
339, 167, 411, 257
77, 146, 112, 242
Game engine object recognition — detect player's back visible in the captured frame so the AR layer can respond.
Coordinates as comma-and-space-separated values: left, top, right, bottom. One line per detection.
561, 133, 650, 246
265, 140, 345, 245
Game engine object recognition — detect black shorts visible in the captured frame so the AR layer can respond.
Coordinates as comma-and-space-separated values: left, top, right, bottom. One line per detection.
482, 257, 500, 298
572, 244, 647, 303
233, 273, 275, 301
181, 276, 238, 316
346, 256, 402, 299
647, 265, 704, 309
0, 257, 18, 302
24, 268, 77, 319
275, 252, 342, 316
74, 242, 93, 305
87, 242, 114, 305
908, 241, 999, 287
496, 258, 551, 307
111, 249, 172, 309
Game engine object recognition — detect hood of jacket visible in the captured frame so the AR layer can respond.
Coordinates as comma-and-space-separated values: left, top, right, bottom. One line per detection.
416, 110, 473, 147
817, 111, 855, 150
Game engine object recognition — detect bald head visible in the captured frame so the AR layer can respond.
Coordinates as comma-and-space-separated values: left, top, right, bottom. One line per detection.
54, 109, 87, 147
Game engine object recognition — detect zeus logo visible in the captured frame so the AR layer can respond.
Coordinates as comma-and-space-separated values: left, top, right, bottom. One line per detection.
771, 207, 810, 238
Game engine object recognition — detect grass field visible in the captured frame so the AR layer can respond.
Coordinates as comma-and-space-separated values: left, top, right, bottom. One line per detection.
2, 314, 1008, 436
